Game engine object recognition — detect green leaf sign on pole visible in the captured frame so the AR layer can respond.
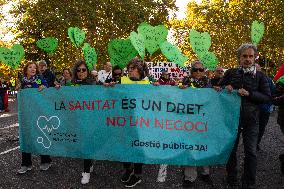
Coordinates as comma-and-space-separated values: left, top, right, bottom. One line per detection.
68, 27, 86, 48
189, 29, 211, 58
251, 21, 265, 46
130, 31, 145, 59
160, 41, 188, 67
0, 44, 25, 69
83, 43, 97, 71
108, 39, 138, 69
36, 37, 58, 54
137, 23, 168, 55
200, 51, 219, 71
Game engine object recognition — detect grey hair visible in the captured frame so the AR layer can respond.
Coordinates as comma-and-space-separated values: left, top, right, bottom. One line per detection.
38, 60, 47, 66
191, 60, 203, 68
237, 43, 257, 62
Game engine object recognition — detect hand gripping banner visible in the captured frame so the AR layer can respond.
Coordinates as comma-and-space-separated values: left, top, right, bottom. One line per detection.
18, 85, 240, 166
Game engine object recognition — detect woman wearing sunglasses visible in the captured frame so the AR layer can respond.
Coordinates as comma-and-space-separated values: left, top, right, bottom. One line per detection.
180, 60, 211, 89
71, 60, 97, 185
180, 60, 213, 187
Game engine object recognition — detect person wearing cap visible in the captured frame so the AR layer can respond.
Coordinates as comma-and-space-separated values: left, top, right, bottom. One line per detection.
38, 60, 56, 87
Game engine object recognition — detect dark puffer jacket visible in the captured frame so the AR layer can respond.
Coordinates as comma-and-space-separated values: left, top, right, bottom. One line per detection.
219, 68, 271, 129
219, 68, 271, 105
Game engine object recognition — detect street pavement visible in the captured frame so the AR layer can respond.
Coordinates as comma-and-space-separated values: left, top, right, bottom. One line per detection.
0, 98, 284, 189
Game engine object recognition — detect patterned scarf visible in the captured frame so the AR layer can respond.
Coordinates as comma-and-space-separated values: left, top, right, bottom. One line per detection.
241, 64, 256, 76
190, 77, 209, 88
21, 75, 42, 89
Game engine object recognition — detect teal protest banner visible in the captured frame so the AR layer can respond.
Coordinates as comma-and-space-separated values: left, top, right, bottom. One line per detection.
18, 85, 240, 166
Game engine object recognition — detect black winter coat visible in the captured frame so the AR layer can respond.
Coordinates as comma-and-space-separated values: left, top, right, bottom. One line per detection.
219, 68, 271, 128
219, 68, 271, 105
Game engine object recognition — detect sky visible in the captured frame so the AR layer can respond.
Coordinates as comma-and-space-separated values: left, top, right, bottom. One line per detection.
0, 0, 200, 42
175, 0, 201, 20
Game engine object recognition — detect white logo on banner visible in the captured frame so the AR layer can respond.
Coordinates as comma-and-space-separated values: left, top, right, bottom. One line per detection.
36, 116, 60, 149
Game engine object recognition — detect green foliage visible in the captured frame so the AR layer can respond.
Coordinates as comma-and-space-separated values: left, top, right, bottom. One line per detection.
170, 0, 284, 74
10, 0, 176, 71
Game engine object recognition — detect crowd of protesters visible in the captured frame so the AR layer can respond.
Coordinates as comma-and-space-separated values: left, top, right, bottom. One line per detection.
1, 43, 284, 189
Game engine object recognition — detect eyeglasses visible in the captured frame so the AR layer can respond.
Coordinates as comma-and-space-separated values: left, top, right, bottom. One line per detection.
128, 66, 136, 71
77, 68, 87, 73
191, 67, 205, 72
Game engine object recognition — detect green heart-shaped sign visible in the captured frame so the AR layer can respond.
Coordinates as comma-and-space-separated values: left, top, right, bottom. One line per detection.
0, 44, 25, 69
108, 39, 138, 69
160, 41, 188, 67
251, 21, 265, 46
189, 29, 211, 57
68, 27, 86, 48
138, 23, 168, 55
36, 37, 58, 54
83, 43, 97, 71
199, 51, 218, 70
130, 31, 145, 59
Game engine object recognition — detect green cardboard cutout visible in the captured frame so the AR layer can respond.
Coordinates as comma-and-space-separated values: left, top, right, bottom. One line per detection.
68, 27, 86, 48
108, 39, 138, 69
130, 31, 145, 59
251, 21, 265, 46
83, 43, 97, 71
137, 23, 168, 55
189, 29, 211, 57
0, 44, 25, 69
200, 51, 219, 70
36, 37, 58, 54
160, 41, 188, 67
